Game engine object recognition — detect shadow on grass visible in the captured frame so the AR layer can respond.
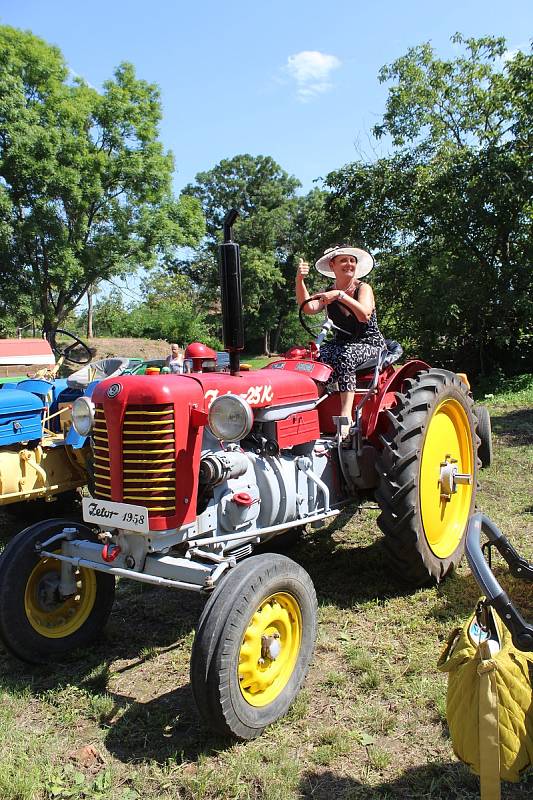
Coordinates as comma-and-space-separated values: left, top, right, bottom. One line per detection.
0, 581, 205, 690
0, 581, 224, 763
0, 504, 83, 547
0, 646, 228, 765
288, 505, 417, 609
427, 570, 486, 626
430, 555, 533, 631
492, 408, 533, 447
103, 683, 227, 764
299, 764, 533, 799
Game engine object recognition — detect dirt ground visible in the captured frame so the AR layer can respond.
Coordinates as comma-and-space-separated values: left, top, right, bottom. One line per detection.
85, 337, 172, 361
0, 338, 172, 379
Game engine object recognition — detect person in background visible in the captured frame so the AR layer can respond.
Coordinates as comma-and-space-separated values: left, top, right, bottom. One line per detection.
295, 245, 385, 443
165, 343, 184, 374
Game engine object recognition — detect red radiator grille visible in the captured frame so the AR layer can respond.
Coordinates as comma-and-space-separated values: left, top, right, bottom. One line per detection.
92, 404, 176, 514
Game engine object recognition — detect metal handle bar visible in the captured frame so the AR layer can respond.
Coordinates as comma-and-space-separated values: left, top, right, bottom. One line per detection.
298, 298, 352, 343
465, 512, 533, 652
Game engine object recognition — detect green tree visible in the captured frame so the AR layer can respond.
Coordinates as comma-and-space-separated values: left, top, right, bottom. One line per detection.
325, 35, 533, 375
75, 289, 130, 337
133, 268, 221, 347
0, 25, 204, 335
273, 187, 330, 353
182, 154, 302, 354
79, 270, 221, 347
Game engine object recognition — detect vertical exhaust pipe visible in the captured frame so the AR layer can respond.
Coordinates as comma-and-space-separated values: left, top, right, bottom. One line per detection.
218, 209, 244, 374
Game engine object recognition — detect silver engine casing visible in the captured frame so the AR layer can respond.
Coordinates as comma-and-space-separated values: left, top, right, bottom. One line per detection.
195, 432, 342, 553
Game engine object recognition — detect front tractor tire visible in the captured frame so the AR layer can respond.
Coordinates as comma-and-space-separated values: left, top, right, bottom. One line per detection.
190, 553, 317, 740
375, 369, 478, 586
0, 519, 115, 663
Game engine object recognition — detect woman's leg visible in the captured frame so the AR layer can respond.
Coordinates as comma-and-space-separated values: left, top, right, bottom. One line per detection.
321, 341, 380, 437
336, 342, 381, 432
340, 391, 355, 423
319, 344, 353, 435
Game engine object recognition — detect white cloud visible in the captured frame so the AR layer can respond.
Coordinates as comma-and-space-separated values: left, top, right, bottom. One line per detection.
498, 43, 529, 66
502, 47, 520, 62
285, 51, 341, 102
68, 67, 97, 90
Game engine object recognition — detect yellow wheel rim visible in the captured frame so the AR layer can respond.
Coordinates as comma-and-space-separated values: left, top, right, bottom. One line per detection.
420, 398, 474, 559
238, 592, 302, 707
24, 554, 97, 638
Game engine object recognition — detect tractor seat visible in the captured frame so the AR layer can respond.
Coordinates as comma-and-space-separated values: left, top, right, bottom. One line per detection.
354, 339, 403, 373
66, 357, 132, 390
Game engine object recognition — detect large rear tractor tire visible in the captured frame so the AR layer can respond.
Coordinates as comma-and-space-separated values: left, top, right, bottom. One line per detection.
473, 404, 492, 469
375, 369, 478, 586
190, 553, 317, 739
0, 519, 115, 663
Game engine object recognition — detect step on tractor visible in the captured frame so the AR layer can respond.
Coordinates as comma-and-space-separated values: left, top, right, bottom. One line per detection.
0, 210, 491, 740
0, 332, 140, 510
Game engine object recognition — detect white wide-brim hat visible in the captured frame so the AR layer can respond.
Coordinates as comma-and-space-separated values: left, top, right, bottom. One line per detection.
315, 245, 375, 279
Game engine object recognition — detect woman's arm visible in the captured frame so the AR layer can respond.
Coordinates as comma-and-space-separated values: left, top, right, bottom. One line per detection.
296, 259, 322, 314
337, 283, 375, 322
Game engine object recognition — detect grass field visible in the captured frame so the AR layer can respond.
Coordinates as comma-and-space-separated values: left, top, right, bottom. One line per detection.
0, 376, 531, 800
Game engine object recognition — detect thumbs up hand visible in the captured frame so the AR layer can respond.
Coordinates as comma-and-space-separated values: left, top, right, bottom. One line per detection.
297, 258, 310, 277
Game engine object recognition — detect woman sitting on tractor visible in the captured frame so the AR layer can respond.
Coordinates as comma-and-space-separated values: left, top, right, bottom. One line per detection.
295, 245, 385, 442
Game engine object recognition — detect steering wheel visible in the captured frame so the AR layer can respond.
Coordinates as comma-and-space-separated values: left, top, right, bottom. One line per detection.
47, 329, 92, 365
298, 299, 350, 343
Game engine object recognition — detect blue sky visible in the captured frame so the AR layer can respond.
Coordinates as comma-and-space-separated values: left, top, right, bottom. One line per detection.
1, 0, 530, 197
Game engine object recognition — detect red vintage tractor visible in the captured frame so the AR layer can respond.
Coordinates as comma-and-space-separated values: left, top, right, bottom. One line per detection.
0, 210, 484, 740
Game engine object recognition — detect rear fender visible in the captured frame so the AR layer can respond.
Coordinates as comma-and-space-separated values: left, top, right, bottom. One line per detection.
364, 360, 430, 444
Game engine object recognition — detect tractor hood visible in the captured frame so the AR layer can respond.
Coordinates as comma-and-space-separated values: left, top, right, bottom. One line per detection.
191, 370, 319, 411
91, 370, 319, 414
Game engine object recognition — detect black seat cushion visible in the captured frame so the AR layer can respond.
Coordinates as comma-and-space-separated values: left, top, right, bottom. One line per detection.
354, 340, 403, 373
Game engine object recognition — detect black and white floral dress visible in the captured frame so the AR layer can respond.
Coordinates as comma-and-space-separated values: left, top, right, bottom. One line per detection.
318, 283, 385, 392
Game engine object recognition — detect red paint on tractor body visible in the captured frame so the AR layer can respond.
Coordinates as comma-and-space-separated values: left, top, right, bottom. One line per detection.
91, 369, 320, 533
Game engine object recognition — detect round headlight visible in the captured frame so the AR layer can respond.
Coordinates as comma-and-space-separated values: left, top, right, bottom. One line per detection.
71, 397, 95, 436
208, 394, 253, 442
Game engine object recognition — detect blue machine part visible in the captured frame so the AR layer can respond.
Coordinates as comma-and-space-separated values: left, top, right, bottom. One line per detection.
0, 389, 44, 446
15, 378, 75, 434
16, 378, 56, 398
65, 381, 98, 449
17, 378, 70, 405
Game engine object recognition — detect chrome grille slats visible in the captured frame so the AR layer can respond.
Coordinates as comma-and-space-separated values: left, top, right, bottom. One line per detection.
92, 403, 176, 514
93, 407, 111, 499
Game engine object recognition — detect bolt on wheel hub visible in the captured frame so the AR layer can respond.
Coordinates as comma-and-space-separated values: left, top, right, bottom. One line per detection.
440, 457, 472, 500
36, 572, 61, 611
260, 632, 281, 661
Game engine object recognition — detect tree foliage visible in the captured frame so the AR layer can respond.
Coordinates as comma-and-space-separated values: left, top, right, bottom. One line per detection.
182, 154, 311, 353
0, 25, 204, 335
77, 271, 221, 349
325, 35, 532, 375
2, 25, 530, 376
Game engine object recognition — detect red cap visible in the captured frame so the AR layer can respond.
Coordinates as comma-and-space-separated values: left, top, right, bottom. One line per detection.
185, 342, 217, 359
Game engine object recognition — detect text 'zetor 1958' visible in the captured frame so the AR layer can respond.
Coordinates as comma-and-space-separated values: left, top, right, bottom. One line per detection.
0, 209, 489, 740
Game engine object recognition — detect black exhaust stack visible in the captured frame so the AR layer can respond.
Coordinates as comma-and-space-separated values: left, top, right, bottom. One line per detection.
218, 209, 244, 374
